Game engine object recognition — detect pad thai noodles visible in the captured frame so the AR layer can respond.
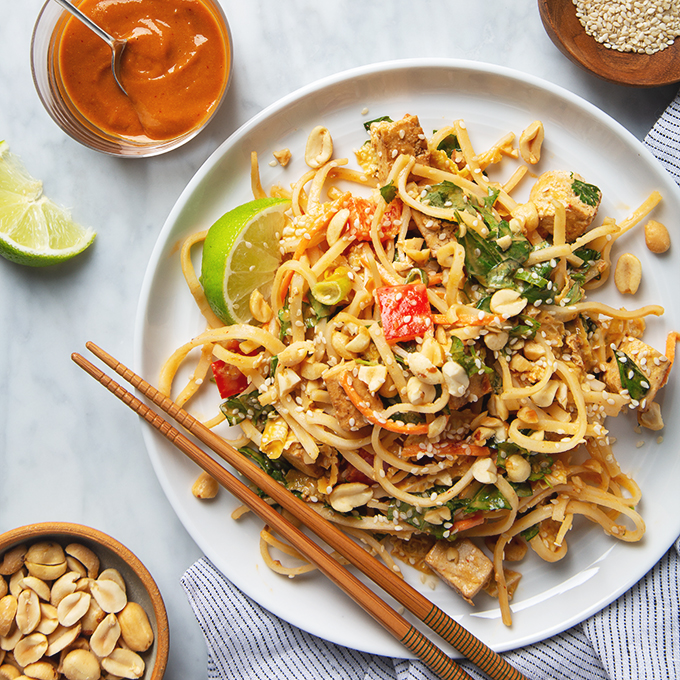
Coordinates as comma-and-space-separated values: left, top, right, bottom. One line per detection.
160, 113, 678, 625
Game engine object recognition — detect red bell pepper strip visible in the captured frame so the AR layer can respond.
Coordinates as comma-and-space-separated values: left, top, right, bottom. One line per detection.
375, 283, 433, 344
211, 359, 249, 399
340, 450, 375, 486
452, 512, 485, 533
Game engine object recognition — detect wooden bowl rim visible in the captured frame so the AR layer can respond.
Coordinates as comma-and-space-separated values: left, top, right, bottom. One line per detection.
0, 521, 169, 680
539, 0, 680, 87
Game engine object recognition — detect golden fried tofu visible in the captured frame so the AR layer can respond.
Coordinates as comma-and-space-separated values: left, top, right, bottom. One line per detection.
425, 538, 493, 604
602, 337, 671, 409
281, 441, 324, 478
367, 114, 430, 181
529, 170, 601, 242
324, 364, 380, 431
412, 210, 459, 253
448, 372, 492, 411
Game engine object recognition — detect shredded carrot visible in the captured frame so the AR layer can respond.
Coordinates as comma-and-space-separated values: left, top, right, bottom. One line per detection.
662, 331, 680, 386
339, 373, 429, 435
452, 513, 485, 533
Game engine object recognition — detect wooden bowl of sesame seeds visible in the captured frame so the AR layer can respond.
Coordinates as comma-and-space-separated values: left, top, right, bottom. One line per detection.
539, 0, 680, 87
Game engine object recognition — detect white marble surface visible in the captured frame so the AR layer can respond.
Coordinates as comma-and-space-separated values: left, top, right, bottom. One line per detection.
0, 1, 678, 677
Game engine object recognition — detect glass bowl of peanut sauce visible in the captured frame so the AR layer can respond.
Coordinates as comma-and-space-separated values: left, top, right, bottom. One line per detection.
31, 0, 233, 157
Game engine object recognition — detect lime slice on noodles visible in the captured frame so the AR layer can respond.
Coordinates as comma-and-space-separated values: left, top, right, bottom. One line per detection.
201, 197, 289, 325
0, 141, 96, 267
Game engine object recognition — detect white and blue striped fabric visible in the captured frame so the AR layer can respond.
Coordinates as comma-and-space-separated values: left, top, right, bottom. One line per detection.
181, 95, 680, 680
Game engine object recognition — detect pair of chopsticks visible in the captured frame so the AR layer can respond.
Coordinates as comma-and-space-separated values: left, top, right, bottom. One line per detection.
73, 342, 527, 680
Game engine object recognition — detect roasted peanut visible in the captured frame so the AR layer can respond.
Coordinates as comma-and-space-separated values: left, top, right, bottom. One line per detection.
57, 592, 90, 628
192, 472, 219, 500
0, 540, 153, 680
519, 120, 544, 165
25, 544, 66, 581
505, 454, 532, 483
60, 649, 100, 680
0, 664, 21, 680
272, 148, 291, 167
25, 561, 67, 583
63, 559, 86, 580
638, 401, 664, 431
328, 483, 373, 513
0, 547, 27, 577
644, 219, 670, 253
0, 596, 17, 638
117, 603, 153, 653
101, 647, 144, 678
50, 573, 79, 607
79, 597, 105, 638
97, 571, 125, 596
490, 288, 527, 318
614, 253, 642, 294
0, 624, 22, 651
74, 578, 93, 594
16, 590, 41, 635
90, 580, 126, 614
483, 330, 509, 351
20, 578, 50, 603
304, 126, 333, 168
326, 208, 350, 246
22, 660, 59, 680
249, 288, 273, 324
45, 624, 81, 657
89, 613, 120, 658
64, 546, 99, 580
13, 633, 48, 667
9, 570, 26, 598
35, 604, 58, 636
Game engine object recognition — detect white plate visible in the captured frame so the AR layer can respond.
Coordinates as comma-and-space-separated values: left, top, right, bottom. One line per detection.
135, 59, 680, 657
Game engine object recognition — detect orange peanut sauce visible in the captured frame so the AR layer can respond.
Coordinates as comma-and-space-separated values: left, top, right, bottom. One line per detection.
58, 0, 230, 141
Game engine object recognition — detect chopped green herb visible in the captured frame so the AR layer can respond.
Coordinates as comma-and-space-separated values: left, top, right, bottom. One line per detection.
437, 134, 461, 157
520, 524, 540, 541
449, 336, 495, 379
220, 392, 274, 429
614, 350, 650, 402
363, 116, 393, 131
571, 177, 601, 207
239, 446, 290, 486
380, 181, 398, 203
467, 485, 511, 513
424, 181, 469, 211
509, 314, 541, 339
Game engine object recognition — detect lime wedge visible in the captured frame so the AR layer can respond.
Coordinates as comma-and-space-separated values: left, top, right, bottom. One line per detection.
201, 197, 290, 325
0, 141, 96, 267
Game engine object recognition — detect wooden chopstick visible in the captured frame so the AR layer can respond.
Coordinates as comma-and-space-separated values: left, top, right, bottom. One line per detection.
78, 342, 528, 680
72, 351, 470, 680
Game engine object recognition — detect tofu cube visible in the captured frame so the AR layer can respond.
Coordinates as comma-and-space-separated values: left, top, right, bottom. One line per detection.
425, 538, 493, 604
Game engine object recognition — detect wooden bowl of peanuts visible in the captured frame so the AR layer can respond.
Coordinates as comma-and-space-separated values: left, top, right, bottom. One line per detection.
0, 522, 168, 680
539, 0, 680, 87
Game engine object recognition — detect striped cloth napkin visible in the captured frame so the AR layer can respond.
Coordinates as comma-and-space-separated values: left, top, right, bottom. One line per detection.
181, 93, 680, 680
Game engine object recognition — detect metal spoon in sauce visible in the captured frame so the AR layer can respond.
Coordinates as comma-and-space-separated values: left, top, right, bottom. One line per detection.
51, 0, 128, 95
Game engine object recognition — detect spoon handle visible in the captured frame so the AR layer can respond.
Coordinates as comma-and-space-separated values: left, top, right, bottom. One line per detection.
51, 0, 116, 47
